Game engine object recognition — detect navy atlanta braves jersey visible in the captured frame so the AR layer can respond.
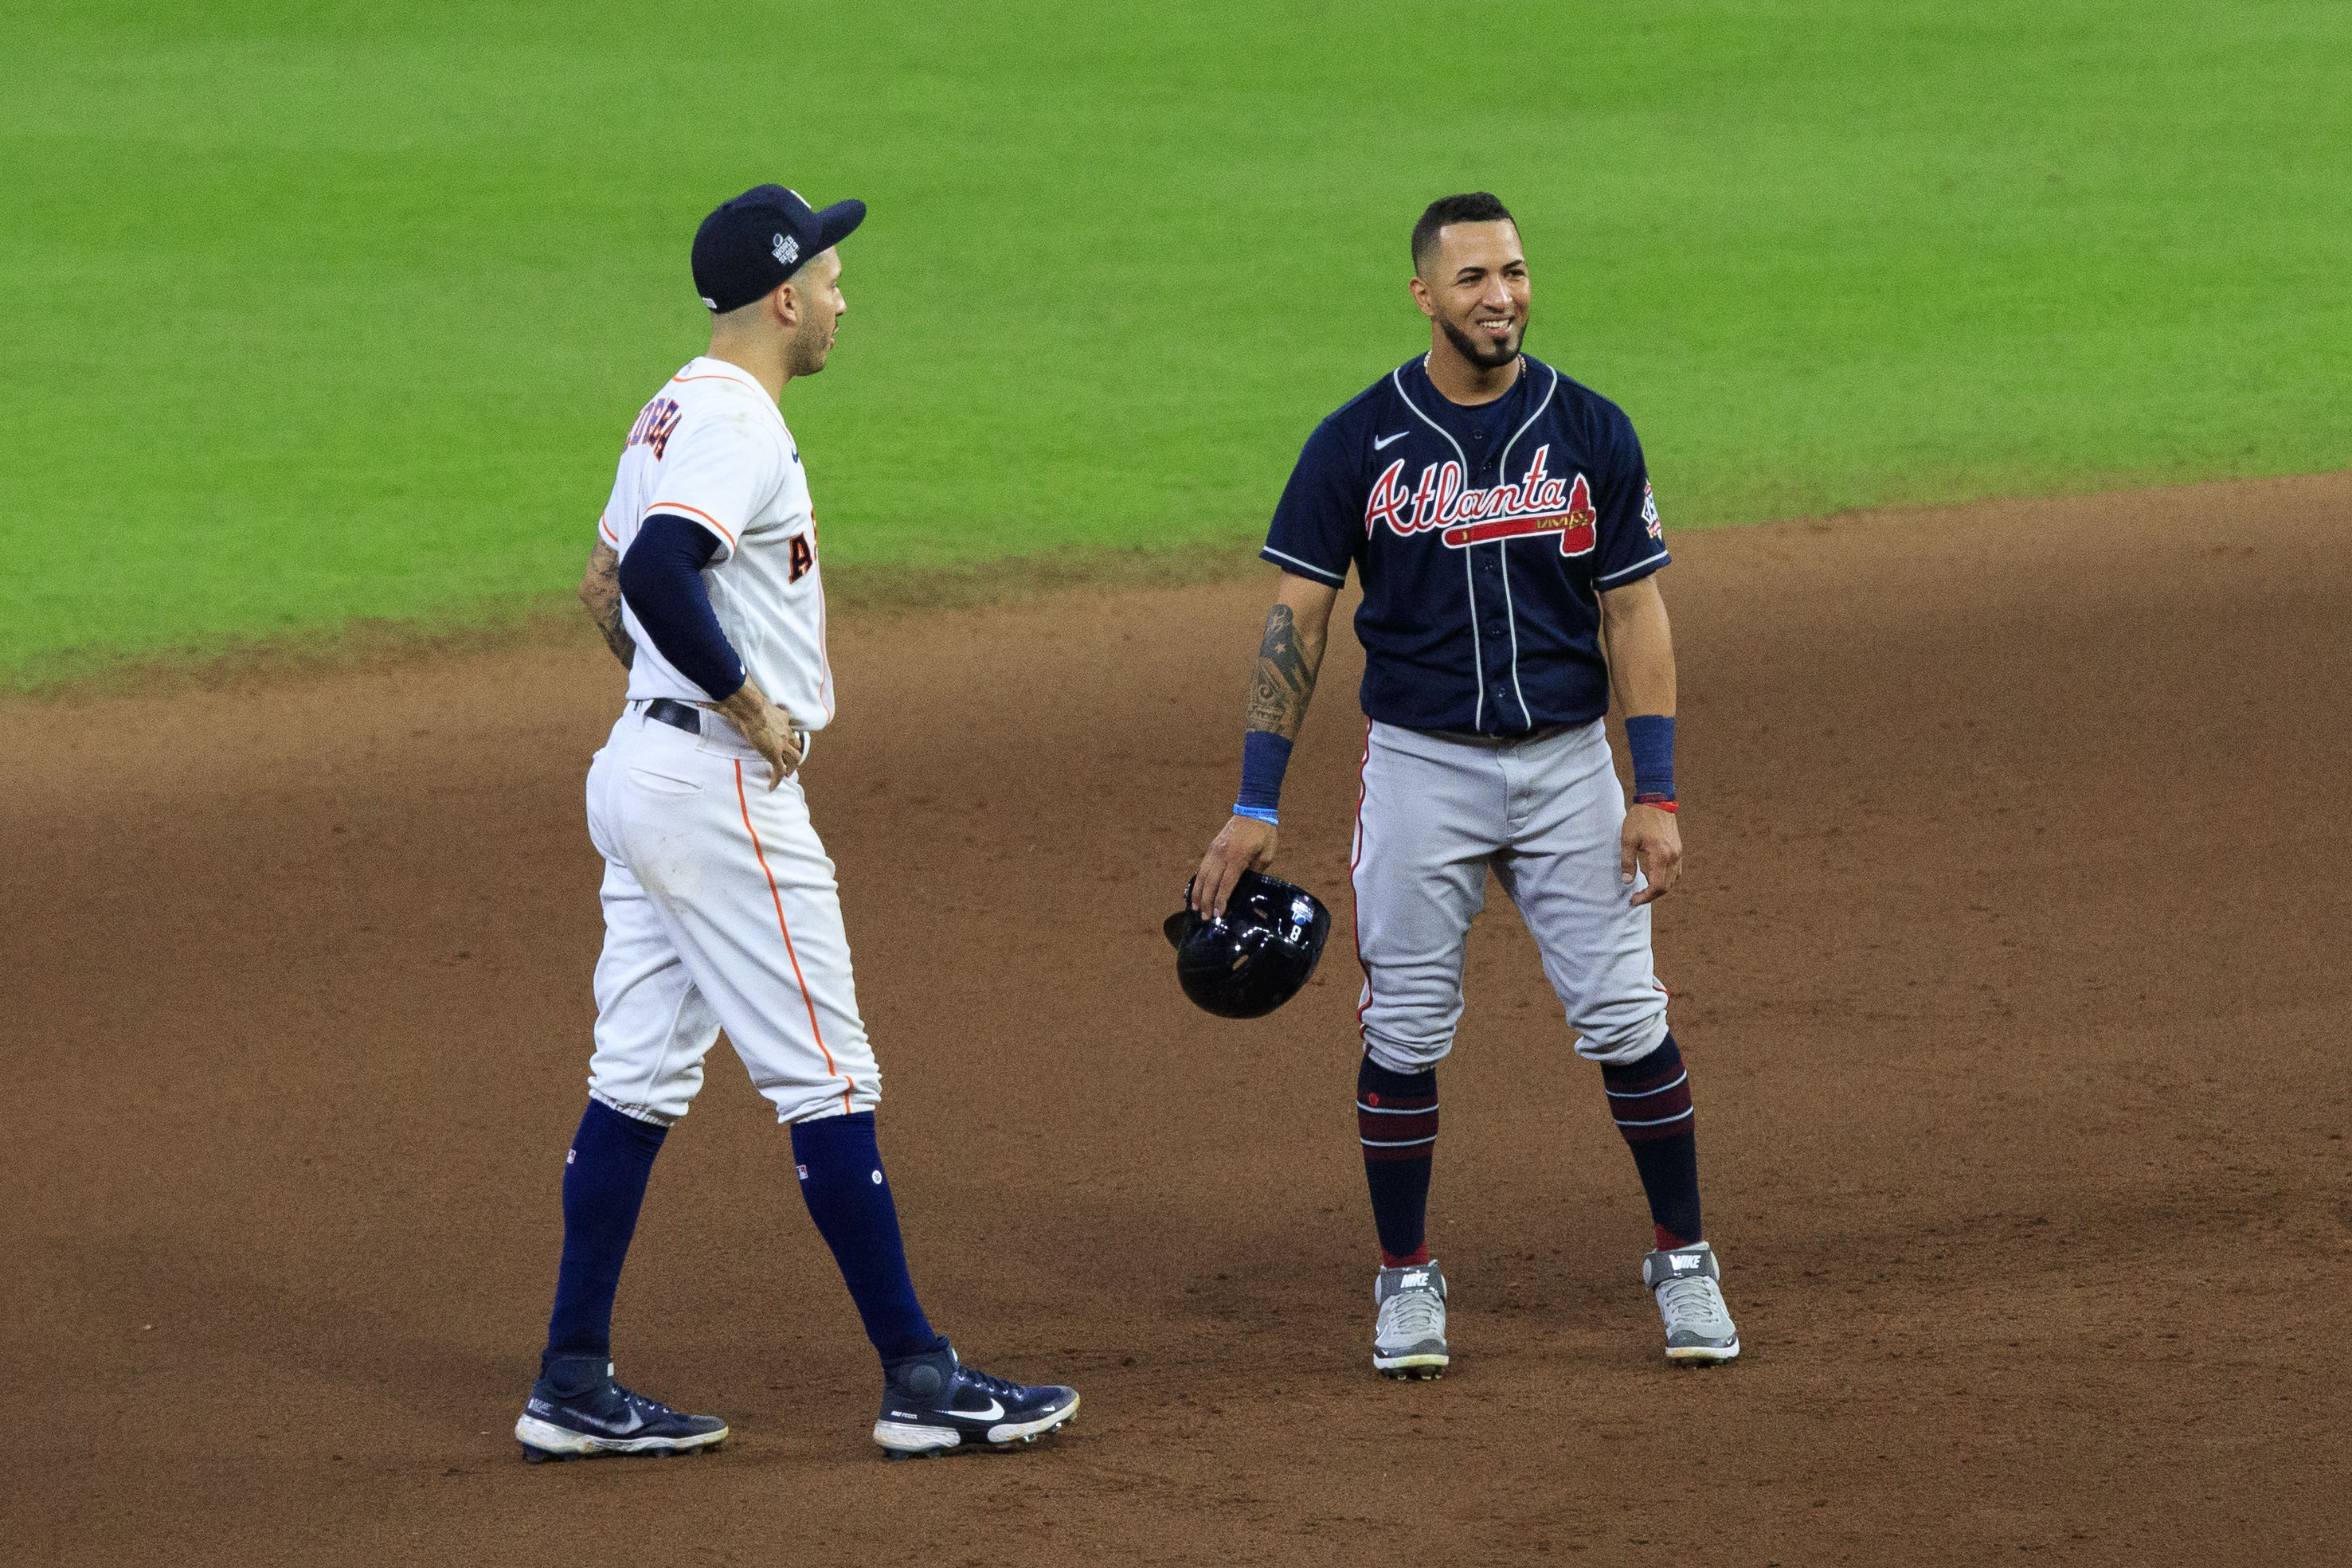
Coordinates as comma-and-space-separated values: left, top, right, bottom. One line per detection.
1262, 353, 1668, 734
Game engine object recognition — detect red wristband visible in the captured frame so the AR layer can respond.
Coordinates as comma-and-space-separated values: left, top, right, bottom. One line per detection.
1634, 796, 1678, 814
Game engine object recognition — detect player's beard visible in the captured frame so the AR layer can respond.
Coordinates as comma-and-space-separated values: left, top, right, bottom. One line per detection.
1440, 311, 1524, 370
787, 314, 834, 377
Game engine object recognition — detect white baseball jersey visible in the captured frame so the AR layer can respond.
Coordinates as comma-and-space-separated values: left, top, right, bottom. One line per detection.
579, 356, 874, 1128
597, 356, 836, 728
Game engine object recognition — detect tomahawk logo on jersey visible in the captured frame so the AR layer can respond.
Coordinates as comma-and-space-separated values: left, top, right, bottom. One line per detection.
1262, 353, 1668, 735
1364, 446, 1599, 556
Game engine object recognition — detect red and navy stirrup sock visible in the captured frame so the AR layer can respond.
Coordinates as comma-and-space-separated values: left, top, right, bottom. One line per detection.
543, 1098, 670, 1372
791, 1112, 949, 1365
1359, 1054, 1439, 1267
1602, 1034, 1704, 1250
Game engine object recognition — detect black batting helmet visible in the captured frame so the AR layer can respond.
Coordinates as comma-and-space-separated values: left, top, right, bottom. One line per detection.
1162, 871, 1333, 1019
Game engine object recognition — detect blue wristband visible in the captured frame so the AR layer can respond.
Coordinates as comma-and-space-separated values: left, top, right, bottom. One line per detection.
1235, 730, 1294, 823
1625, 714, 1675, 803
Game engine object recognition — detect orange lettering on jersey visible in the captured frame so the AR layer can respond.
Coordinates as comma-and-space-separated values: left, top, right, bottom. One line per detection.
788, 534, 815, 583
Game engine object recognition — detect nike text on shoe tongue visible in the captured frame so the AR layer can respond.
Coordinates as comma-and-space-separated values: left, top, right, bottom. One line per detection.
1372, 1261, 1450, 1378
1643, 1248, 1740, 1363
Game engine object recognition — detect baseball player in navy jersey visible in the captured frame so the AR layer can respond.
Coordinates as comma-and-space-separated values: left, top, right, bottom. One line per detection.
516, 184, 1078, 1461
1192, 192, 1740, 1375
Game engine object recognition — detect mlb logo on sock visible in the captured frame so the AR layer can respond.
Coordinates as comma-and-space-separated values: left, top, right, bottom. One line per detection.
796, 1164, 809, 1181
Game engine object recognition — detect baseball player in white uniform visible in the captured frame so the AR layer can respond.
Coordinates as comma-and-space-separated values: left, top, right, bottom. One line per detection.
515, 183, 1078, 1463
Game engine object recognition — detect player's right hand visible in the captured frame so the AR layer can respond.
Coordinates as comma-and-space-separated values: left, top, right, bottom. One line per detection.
714, 680, 804, 790
1191, 815, 1278, 920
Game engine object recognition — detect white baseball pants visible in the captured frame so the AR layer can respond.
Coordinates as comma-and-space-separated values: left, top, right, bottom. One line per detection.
1351, 718, 1670, 1073
581, 706, 879, 1125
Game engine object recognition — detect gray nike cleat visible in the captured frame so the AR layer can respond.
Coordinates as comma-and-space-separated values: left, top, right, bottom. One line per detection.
1372, 1260, 1450, 1378
1641, 1241, 1740, 1363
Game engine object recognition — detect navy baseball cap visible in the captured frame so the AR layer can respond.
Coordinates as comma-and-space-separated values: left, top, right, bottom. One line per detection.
691, 184, 867, 313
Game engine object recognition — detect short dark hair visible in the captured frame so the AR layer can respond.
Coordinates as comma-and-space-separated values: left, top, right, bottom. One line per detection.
1411, 192, 1516, 276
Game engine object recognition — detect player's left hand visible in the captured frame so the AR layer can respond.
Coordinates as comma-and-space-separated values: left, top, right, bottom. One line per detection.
1622, 804, 1681, 906
1192, 814, 1278, 921
714, 678, 804, 790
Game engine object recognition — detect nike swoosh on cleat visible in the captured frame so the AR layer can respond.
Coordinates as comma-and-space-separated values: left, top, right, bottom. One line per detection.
952, 1398, 1005, 1421
570, 1408, 646, 1435
1373, 432, 1409, 450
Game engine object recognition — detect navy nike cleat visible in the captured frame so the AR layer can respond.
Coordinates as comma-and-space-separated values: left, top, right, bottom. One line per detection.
515, 1356, 729, 1462
871, 1344, 1078, 1458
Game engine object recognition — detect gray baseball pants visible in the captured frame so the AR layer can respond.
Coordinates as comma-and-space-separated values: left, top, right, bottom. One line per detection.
1349, 718, 1670, 1072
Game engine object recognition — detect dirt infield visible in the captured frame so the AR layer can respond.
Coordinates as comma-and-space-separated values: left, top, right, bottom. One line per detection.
6, 475, 2349, 1566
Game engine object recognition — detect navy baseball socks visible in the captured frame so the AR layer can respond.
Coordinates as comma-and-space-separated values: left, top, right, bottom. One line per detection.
519, 1100, 729, 1460
1359, 1056, 1450, 1377
1358, 1055, 1438, 1266
1602, 1034, 1702, 1251
519, 1105, 1076, 1460
789, 1111, 944, 1363
1605, 1035, 1740, 1363
1360, 1041, 1709, 1257
794, 1112, 1079, 1457
543, 1099, 666, 1364
1343, 1038, 1740, 1374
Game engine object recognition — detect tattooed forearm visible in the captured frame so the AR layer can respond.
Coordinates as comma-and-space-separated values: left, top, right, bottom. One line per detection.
590, 600, 636, 669
1244, 602, 1325, 740
578, 542, 636, 671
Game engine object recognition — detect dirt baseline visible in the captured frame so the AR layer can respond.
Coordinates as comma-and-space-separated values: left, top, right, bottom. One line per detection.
5, 475, 2349, 1566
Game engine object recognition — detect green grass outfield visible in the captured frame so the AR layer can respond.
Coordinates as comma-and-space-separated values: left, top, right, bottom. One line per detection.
4, 2, 2346, 681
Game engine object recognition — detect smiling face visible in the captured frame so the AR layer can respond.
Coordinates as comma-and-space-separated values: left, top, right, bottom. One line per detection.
781, 246, 846, 376
1410, 220, 1529, 371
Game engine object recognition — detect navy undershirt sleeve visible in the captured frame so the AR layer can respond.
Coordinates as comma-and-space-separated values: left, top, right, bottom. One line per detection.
617, 514, 747, 701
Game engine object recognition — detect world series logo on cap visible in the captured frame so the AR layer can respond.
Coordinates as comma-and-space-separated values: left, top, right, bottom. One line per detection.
773, 232, 800, 267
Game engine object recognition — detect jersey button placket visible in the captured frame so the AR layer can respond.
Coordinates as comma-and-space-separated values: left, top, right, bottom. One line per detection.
1479, 542, 1513, 726
1473, 545, 1506, 724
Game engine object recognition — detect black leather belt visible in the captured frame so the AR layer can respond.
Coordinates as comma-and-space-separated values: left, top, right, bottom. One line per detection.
1424, 721, 1578, 749
641, 698, 702, 737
